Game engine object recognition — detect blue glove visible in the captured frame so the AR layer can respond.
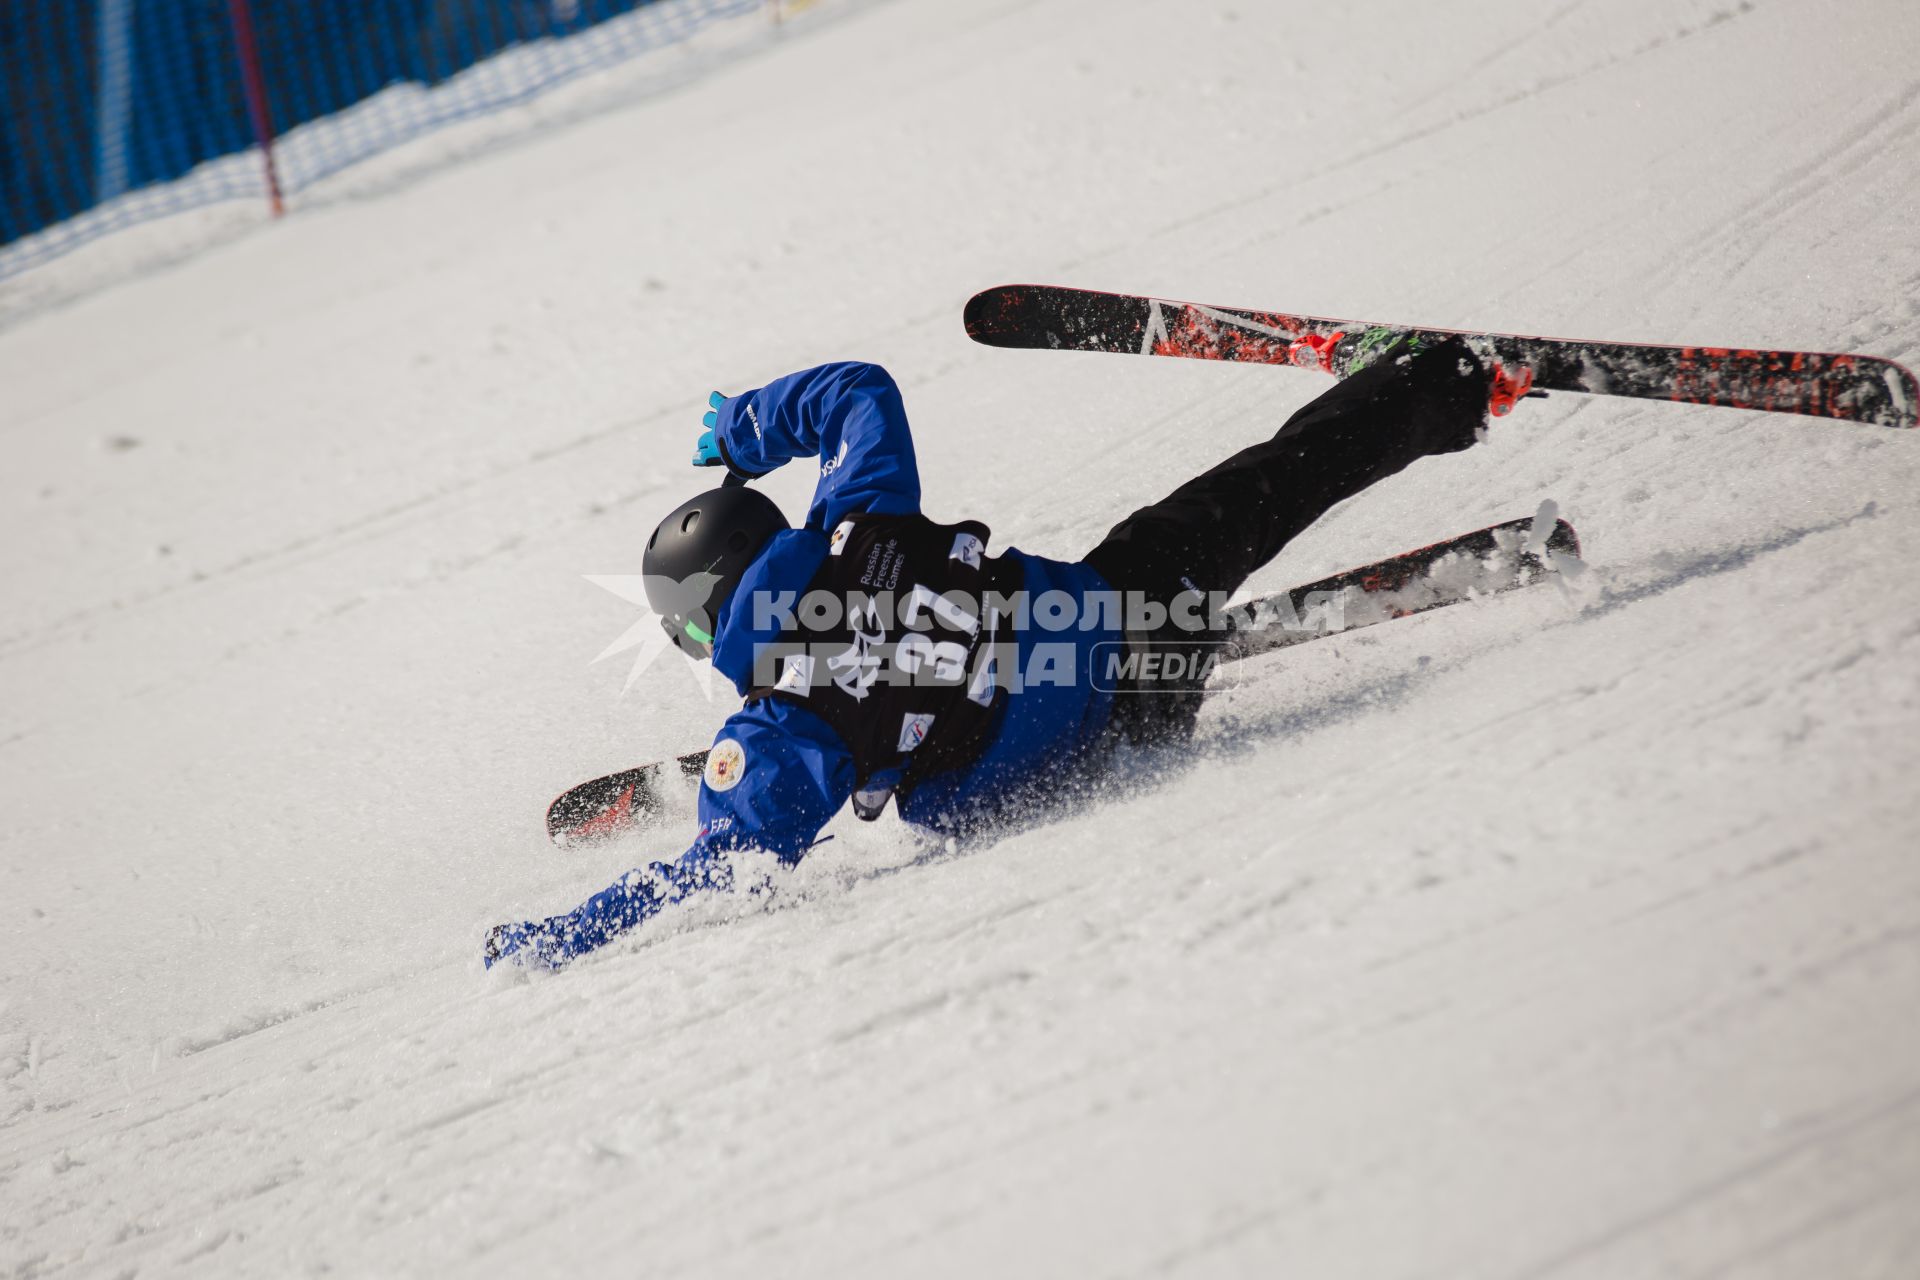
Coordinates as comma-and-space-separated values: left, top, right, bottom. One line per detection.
693, 390, 726, 467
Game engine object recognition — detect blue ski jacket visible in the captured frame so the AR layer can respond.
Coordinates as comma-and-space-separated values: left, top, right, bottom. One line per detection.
498, 362, 1121, 967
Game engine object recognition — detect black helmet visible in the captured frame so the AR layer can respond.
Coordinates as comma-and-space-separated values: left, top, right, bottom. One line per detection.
643, 482, 788, 659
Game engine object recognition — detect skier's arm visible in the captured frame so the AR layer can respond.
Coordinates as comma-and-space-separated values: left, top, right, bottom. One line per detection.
484, 702, 854, 970
711, 362, 922, 528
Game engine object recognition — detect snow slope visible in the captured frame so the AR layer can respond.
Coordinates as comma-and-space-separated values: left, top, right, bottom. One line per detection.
4, 0, 1919, 1274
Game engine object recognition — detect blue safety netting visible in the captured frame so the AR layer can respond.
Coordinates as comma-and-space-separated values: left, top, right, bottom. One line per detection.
0, 0, 764, 279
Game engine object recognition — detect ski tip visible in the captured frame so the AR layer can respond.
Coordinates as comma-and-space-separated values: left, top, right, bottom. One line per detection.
544, 764, 665, 847
962, 285, 1032, 344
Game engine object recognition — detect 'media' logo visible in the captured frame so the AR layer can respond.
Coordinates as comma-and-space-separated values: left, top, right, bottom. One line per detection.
1090, 641, 1229, 694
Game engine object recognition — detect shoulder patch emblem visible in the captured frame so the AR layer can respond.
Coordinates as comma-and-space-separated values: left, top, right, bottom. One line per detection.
705, 739, 747, 792
829, 520, 856, 556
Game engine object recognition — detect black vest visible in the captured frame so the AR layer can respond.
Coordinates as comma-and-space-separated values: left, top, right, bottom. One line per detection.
749, 513, 1020, 819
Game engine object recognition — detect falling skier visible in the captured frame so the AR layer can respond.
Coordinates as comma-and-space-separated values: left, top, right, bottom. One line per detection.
485, 336, 1532, 969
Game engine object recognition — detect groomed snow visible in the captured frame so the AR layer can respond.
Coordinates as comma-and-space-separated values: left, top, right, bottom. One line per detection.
4, 0, 1919, 1275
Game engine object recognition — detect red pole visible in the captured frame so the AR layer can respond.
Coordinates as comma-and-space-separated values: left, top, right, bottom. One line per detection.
226, 0, 285, 217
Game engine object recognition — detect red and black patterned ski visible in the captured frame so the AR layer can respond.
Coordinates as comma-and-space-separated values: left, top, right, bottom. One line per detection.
1222, 511, 1579, 662
543, 513, 1578, 847
963, 284, 1918, 429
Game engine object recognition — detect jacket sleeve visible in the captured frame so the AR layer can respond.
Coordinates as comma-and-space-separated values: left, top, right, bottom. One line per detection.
715, 361, 922, 529
692, 698, 854, 862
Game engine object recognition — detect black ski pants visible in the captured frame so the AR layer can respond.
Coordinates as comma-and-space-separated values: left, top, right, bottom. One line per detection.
1083, 335, 1493, 743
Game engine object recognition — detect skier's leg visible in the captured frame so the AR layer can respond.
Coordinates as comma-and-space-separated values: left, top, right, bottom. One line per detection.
1084, 335, 1494, 744
1085, 334, 1494, 604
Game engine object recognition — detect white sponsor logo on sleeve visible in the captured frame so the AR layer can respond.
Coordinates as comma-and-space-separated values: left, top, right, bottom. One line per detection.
897, 712, 936, 752
775, 653, 815, 696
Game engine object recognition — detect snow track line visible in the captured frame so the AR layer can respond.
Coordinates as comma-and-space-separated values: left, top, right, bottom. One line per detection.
0, 411, 683, 666
1642, 75, 1920, 321
1507, 1082, 1920, 1280
1195, 505, 1879, 805
1094, 0, 1764, 277
1566, 501, 1880, 624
